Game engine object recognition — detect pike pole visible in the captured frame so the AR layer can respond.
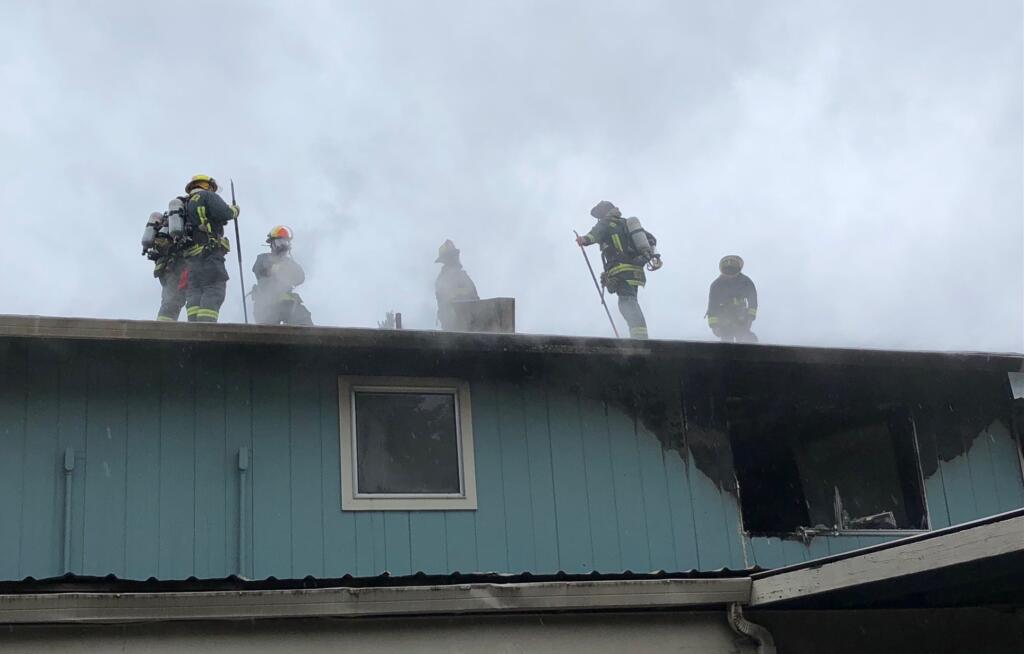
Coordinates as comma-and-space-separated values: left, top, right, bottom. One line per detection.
574, 230, 620, 338
230, 179, 249, 324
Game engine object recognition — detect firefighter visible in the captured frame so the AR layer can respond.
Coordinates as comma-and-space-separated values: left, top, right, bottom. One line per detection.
706, 255, 758, 343
142, 210, 188, 321
434, 239, 479, 330
251, 225, 313, 326
576, 200, 658, 339
180, 174, 239, 322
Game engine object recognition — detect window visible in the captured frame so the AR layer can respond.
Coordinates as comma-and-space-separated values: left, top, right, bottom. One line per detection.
729, 402, 928, 535
339, 377, 477, 510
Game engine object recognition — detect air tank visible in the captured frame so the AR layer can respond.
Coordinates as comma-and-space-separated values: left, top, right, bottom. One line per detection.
625, 216, 655, 259
167, 198, 186, 238
141, 211, 163, 249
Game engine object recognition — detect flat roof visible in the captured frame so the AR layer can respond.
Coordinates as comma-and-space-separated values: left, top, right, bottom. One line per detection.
1, 314, 1021, 371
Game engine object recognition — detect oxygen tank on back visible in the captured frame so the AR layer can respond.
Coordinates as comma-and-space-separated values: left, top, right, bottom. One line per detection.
167, 197, 186, 238
625, 216, 662, 270
141, 211, 163, 249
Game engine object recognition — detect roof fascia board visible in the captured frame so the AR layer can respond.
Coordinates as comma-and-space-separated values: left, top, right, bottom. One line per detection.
749, 514, 1024, 607
1, 315, 1020, 371
0, 578, 751, 625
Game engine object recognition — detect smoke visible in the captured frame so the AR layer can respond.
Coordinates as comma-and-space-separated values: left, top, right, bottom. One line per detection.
0, 0, 1020, 351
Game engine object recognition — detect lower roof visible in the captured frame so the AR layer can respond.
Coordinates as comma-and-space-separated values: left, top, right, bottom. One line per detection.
0, 576, 752, 625
749, 508, 1024, 609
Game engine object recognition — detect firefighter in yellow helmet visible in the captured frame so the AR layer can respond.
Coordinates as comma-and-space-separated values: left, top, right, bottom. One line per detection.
706, 255, 758, 343
251, 225, 313, 326
181, 174, 239, 322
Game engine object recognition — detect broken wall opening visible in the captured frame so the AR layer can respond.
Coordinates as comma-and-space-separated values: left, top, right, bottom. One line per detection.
729, 400, 928, 535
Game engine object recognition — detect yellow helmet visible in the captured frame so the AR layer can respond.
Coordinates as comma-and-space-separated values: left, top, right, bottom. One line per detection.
719, 255, 744, 276
185, 174, 218, 193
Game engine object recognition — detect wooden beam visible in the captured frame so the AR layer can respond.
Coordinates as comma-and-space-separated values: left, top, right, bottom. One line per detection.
750, 514, 1024, 606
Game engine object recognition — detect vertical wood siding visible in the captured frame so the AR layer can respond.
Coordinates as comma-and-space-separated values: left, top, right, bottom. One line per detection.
0, 339, 1021, 581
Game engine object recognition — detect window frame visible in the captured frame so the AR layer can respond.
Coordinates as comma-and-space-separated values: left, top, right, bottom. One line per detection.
729, 399, 931, 537
338, 376, 477, 511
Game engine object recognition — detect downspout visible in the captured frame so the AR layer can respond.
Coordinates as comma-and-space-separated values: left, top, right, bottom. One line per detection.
237, 447, 250, 579
62, 447, 75, 574
728, 603, 776, 654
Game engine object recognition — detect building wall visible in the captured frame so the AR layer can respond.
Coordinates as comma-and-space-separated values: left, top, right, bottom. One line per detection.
1, 337, 1021, 581
0, 612, 756, 654
751, 608, 1024, 654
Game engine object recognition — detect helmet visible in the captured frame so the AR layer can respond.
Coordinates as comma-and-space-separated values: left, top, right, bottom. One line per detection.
267, 225, 294, 253
719, 255, 744, 277
267, 225, 294, 241
185, 174, 218, 193
590, 200, 620, 220
435, 239, 459, 263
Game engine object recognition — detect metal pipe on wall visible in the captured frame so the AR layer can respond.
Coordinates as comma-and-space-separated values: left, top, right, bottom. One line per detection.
238, 447, 250, 579
728, 603, 776, 654
61, 448, 75, 574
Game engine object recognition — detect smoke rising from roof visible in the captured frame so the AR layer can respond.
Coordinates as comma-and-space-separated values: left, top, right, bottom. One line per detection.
0, 0, 1020, 351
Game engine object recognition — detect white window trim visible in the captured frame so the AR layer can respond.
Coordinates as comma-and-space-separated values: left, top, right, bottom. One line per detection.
338, 376, 477, 511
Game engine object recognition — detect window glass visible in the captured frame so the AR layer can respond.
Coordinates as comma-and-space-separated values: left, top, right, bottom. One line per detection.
354, 391, 461, 495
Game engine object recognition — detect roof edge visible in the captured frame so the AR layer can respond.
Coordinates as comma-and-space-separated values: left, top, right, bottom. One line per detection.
0, 577, 752, 625
1, 314, 1021, 370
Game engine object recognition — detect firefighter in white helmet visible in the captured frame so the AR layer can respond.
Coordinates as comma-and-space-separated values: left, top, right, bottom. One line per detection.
251, 225, 313, 326
434, 239, 479, 330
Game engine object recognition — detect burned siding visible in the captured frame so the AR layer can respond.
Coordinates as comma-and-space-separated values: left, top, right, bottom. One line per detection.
0, 334, 1021, 582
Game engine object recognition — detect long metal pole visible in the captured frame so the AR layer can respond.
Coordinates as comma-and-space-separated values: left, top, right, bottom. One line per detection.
230, 179, 249, 324
574, 230, 620, 338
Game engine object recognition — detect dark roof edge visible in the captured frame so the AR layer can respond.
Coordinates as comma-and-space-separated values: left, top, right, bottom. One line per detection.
1, 314, 1022, 371
0, 568, 752, 595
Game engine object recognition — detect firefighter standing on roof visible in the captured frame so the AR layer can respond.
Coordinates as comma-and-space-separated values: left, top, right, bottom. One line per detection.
706, 255, 758, 343
576, 201, 661, 339
434, 239, 479, 330
141, 208, 188, 321
252, 226, 313, 326
181, 174, 239, 322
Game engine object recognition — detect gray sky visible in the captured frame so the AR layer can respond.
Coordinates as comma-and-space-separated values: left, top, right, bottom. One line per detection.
2, 0, 1021, 352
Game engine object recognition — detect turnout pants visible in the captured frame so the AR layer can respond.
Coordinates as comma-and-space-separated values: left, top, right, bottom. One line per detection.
254, 295, 313, 326
157, 265, 187, 322
606, 271, 648, 339
185, 254, 228, 322
715, 322, 758, 343
709, 314, 757, 343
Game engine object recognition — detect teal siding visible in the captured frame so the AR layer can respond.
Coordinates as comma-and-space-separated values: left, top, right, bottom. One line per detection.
0, 342, 27, 580
20, 346, 60, 577
988, 420, 1024, 512
1, 339, 1022, 582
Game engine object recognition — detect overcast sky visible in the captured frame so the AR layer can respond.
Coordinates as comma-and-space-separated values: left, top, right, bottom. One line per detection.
1, 0, 1021, 352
